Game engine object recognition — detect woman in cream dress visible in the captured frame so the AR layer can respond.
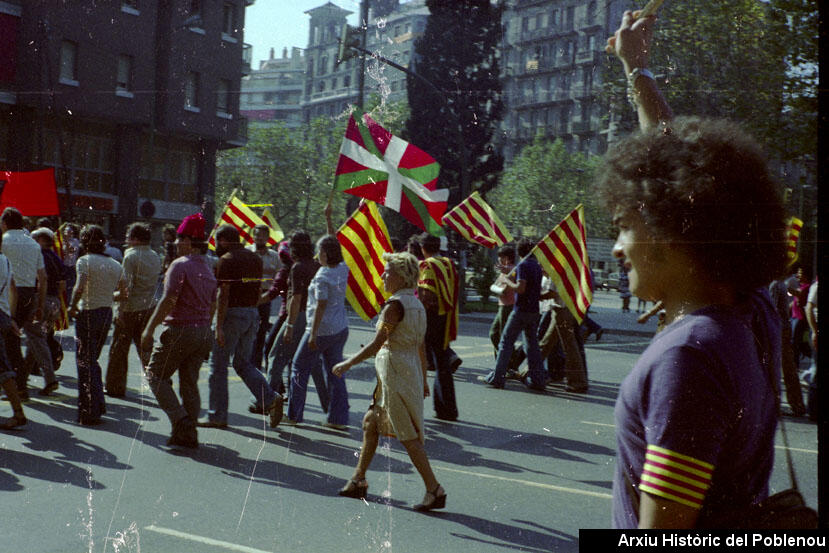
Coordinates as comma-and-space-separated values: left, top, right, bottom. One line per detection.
332, 252, 446, 511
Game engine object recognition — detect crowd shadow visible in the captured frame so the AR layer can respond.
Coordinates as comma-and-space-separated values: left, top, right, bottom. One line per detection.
423, 418, 614, 472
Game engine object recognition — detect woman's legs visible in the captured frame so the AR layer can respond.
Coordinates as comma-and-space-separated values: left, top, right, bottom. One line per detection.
350, 409, 381, 482
400, 438, 439, 492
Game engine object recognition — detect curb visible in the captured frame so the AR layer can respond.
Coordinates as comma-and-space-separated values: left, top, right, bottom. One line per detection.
457, 312, 656, 339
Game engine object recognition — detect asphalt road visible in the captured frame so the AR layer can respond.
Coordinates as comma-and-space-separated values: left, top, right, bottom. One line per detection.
1, 301, 817, 553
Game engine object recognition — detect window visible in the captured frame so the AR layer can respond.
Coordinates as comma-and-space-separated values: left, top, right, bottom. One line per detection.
184, 72, 200, 110
116, 54, 132, 93
317, 80, 325, 92
190, 0, 201, 16
216, 79, 231, 114
566, 6, 575, 29
222, 3, 236, 36
587, 2, 597, 24
59, 40, 78, 84
343, 74, 350, 87
139, 146, 198, 203
550, 9, 559, 27
40, 130, 115, 194
319, 56, 327, 75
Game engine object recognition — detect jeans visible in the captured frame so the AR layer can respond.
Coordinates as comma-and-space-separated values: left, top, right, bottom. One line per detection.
0, 310, 17, 383
146, 325, 212, 426
487, 310, 545, 389
287, 327, 348, 424
76, 307, 112, 423
10, 287, 37, 391
425, 310, 458, 420
207, 307, 277, 424
105, 308, 153, 396
251, 302, 271, 370
266, 310, 329, 410
22, 295, 59, 387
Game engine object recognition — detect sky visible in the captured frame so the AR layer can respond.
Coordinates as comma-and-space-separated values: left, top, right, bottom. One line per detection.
243, 1, 362, 66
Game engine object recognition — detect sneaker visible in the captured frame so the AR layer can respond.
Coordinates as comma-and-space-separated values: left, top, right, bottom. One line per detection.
322, 422, 347, 431
38, 381, 59, 396
476, 375, 504, 389
196, 418, 228, 429
268, 395, 284, 428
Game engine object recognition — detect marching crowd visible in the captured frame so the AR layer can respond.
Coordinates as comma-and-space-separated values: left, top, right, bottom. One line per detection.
0, 9, 819, 526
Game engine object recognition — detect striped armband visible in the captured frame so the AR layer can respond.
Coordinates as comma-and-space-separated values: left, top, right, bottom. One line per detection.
639, 444, 714, 510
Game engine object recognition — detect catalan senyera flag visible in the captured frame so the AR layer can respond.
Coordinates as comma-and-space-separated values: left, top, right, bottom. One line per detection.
334, 109, 448, 235
336, 201, 394, 321
442, 191, 513, 249
418, 255, 459, 349
531, 205, 592, 324
786, 216, 803, 267
208, 191, 283, 250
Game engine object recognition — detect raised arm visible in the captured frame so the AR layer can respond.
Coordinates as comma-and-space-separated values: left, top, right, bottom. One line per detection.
606, 10, 673, 130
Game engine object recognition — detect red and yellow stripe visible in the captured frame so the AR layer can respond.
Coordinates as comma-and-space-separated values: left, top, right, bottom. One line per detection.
786, 216, 803, 267
442, 191, 513, 249
531, 204, 592, 323
418, 256, 459, 348
336, 201, 393, 321
639, 444, 714, 510
207, 191, 284, 250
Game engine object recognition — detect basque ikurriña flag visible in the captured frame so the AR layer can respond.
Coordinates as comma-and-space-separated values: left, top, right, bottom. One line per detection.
333, 109, 448, 236
336, 201, 394, 321
531, 205, 592, 324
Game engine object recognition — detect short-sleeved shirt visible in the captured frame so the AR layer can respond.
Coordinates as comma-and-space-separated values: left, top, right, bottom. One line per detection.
287, 258, 320, 312
164, 254, 217, 327
0, 255, 12, 316
514, 257, 542, 313
122, 245, 162, 312
246, 245, 281, 291
612, 289, 780, 529
265, 265, 292, 317
215, 244, 262, 308
305, 262, 349, 336
75, 253, 124, 310
1, 229, 44, 287
807, 281, 818, 324
41, 249, 67, 297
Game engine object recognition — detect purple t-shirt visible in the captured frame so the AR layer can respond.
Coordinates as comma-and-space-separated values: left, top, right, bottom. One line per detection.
612, 289, 780, 528
163, 254, 217, 327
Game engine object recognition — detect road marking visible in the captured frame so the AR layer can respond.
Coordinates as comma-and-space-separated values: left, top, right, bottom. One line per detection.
581, 420, 614, 428
144, 525, 273, 553
581, 422, 817, 454
434, 465, 612, 500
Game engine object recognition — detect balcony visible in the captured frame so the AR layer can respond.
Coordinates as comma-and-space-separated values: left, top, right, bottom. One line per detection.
242, 43, 252, 75
575, 50, 602, 65
569, 120, 592, 134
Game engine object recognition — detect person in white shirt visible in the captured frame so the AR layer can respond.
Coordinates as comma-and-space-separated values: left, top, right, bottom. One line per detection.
0, 238, 27, 429
0, 207, 46, 400
68, 225, 127, 426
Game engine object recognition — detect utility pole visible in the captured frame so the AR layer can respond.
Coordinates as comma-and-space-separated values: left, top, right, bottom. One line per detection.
357, 0, 368, 110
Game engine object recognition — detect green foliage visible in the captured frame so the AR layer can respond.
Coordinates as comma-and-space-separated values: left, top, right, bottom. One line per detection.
216, 99, 412, 238
600, 0, 816, 164
467, 246, 497, 303
405, 0, 505, 203
489, 136, 611, 240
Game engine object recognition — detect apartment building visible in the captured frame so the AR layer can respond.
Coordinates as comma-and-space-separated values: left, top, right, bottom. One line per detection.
0, 0, 253, 238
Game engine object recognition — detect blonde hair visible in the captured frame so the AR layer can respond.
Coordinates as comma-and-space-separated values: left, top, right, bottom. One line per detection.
382, 252, 419, 289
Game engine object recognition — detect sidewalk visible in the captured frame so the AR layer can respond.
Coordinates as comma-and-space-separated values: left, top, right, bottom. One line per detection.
460, 288, 658, 338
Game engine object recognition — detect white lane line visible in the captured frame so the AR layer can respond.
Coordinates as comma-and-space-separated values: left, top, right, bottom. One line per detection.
144, 525, 273, 553
434, 465, 612, 500
580, 421, 817, 454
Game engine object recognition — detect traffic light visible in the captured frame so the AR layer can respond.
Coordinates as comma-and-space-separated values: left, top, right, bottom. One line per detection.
336, 23, 362, 67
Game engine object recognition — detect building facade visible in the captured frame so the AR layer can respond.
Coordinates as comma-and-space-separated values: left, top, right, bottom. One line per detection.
239, 47, 305, 127
0, 0, 253, 241
499, 0, 624, 160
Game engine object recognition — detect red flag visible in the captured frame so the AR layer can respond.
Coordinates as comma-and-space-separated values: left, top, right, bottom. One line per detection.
0, 169, 60, 215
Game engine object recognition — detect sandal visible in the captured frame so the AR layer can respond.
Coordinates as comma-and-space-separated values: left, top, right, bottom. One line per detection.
0, 413, 27, 430
338, 478, 368, 499
414, 484, 446, 512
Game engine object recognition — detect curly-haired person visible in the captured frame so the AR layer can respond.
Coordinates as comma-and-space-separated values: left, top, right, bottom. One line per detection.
604, 10, 787, 528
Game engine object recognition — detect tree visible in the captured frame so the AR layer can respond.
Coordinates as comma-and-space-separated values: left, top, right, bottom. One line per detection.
488, 135, 609, 240
215, 116, 346, 237
600, 0, 815, 163
404, 0, 504, 205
